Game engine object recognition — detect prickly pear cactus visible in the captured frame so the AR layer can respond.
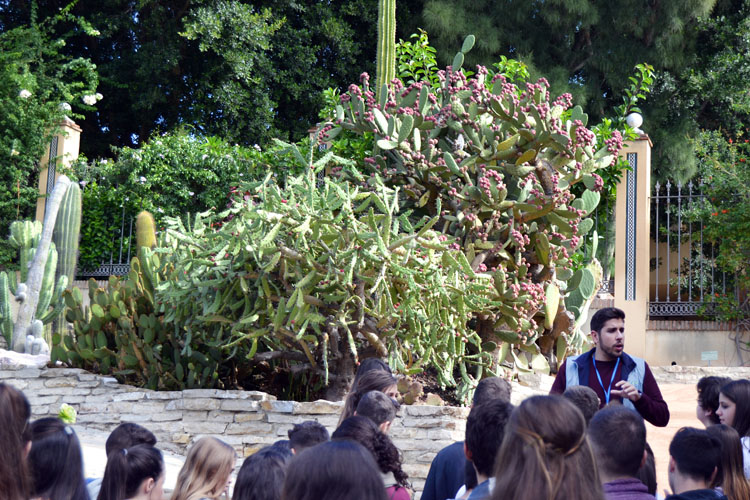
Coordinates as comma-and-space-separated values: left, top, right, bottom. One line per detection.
326, 37, 620, 378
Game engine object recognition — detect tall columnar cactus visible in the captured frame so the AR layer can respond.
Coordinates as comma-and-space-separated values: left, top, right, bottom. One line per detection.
53, 182, 82, 288
52, 182, 81, 336
375, 0, 396, 103
136, 210, 157, 249
10, 175, 71, 352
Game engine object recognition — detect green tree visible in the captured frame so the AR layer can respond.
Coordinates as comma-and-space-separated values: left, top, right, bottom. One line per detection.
0, 0, 424, 158
419, 0, 717, 180
0, 1, 98, 267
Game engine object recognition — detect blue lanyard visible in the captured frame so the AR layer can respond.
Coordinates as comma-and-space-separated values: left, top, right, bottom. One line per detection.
592, 357, 620, 404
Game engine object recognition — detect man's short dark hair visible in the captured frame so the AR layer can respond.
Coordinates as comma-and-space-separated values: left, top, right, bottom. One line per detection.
669, 427, 722, 483
697, 376, 732, 424
588, 407, 646, 478
563, 385, 600, 424
472, 377, 511, 407
105, 423, 157, 456
287, 421, 330, 453
590, 307, 625, 334
465, 399, 513, 477
355, 391, 398, 425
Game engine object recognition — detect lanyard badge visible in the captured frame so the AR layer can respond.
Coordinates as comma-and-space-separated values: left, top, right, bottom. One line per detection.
592, 357, 620, 404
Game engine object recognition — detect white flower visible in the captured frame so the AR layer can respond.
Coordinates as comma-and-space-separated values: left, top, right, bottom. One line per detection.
18, 89, 31, 99
82, 94, 97, 106
139, 176, 147, 184
59, 102, 72, 112
157, 207, 164, 213
10, 149, 20, 156
201, 154, 208, 160
79, 180, 88, 188
100, 159, 108, 164
188, 191, 194, 196
253, 144, 262, 152
91, 29, 101, 36
95, 93, 103, 101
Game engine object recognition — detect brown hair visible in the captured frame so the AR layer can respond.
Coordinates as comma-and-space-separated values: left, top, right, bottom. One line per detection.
338, 370, 396, 425
171, 437, 236, 500
706, 424, 750, 500
490, 395, 605, 500
0, 383, 31, 500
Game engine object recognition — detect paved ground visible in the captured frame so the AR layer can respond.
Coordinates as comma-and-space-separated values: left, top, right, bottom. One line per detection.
78, 428, 185, 490
645, 383, 699, 496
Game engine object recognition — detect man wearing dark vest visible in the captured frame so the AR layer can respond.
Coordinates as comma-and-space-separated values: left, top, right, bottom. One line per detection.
550, 307, 670, 427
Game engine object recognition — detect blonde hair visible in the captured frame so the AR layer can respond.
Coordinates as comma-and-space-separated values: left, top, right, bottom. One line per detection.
172, 437, 236, 500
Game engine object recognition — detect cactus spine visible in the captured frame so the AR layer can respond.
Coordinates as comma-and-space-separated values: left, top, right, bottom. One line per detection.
375, 0, 396, 103
11, 175, 71, 352
136, 211, 157, 249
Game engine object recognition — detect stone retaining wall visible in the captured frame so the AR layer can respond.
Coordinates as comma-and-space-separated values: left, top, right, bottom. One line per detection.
0, 365, 478, 496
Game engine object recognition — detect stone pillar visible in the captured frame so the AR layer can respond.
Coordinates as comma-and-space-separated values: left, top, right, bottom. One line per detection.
35, 118, 81, 222
613, 135, 652, 359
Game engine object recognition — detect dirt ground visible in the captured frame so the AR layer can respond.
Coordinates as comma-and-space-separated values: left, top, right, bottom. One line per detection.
645, 383, 701, 496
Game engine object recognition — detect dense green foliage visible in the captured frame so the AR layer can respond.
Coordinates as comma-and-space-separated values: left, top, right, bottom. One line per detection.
64, 130, 298, 270
53, 42, 625, 398
0, 2, 98, 268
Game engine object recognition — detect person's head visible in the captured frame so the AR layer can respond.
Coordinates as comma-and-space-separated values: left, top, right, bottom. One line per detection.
339, 370, 397, 425
667, 427, 722, 494
635, 443, 657, 495
281, 440, 388, 500
97, 444, 164, 500
590, 307, 626, 361
28, 417, 88, 500
717, 379, 750, 437
0, 383, 32, 500
588, 406, 647, 480
105, 423, 157, 456
705, 424, 750, 500
350, 358, 392, 390
332, 416, 409, 488
472, 377, 512, 407
464, 398, 513, 479
355, 391, 399, 432
696, 376, 732, 427
563, 385, 600, 424
271, 440, 292, 454
232, 446, 291, 500
287, 421, 330, 454
490, 395, 604, 500
172, 437, 236, 500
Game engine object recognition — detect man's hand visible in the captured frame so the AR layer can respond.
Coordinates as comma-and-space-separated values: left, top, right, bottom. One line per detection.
611, 380, 642, 402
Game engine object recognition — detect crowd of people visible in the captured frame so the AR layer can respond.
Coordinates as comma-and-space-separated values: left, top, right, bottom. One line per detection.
1, 308, 749, 500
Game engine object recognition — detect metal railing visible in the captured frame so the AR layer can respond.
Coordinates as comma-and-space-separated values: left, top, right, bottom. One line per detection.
649, 179, 739, 317
76, 206, 134, 279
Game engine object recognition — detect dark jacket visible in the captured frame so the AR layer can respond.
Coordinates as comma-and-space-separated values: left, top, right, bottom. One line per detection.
421, 441, 467, 500
666, 489, 728, 500
603, 478, 655, 500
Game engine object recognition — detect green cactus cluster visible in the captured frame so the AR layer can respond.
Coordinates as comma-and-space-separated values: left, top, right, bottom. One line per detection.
51, 247, 220, 389
324, 35, 619, 376
0, 220, 70, 351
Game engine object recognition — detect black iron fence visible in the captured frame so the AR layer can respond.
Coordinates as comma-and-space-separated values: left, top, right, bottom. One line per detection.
649, 179, 741, 317
75, 207, 134, 280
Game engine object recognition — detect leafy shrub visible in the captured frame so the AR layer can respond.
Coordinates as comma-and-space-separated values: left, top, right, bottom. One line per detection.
0, 4, 98, 269
66, 130, 306, 272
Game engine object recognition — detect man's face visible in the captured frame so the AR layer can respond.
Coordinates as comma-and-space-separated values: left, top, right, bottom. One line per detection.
592, 318, 625, 360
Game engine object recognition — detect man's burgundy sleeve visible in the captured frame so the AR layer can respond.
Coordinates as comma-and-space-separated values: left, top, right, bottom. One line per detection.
549, 359, 567, 394
633, 363, 670, 427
